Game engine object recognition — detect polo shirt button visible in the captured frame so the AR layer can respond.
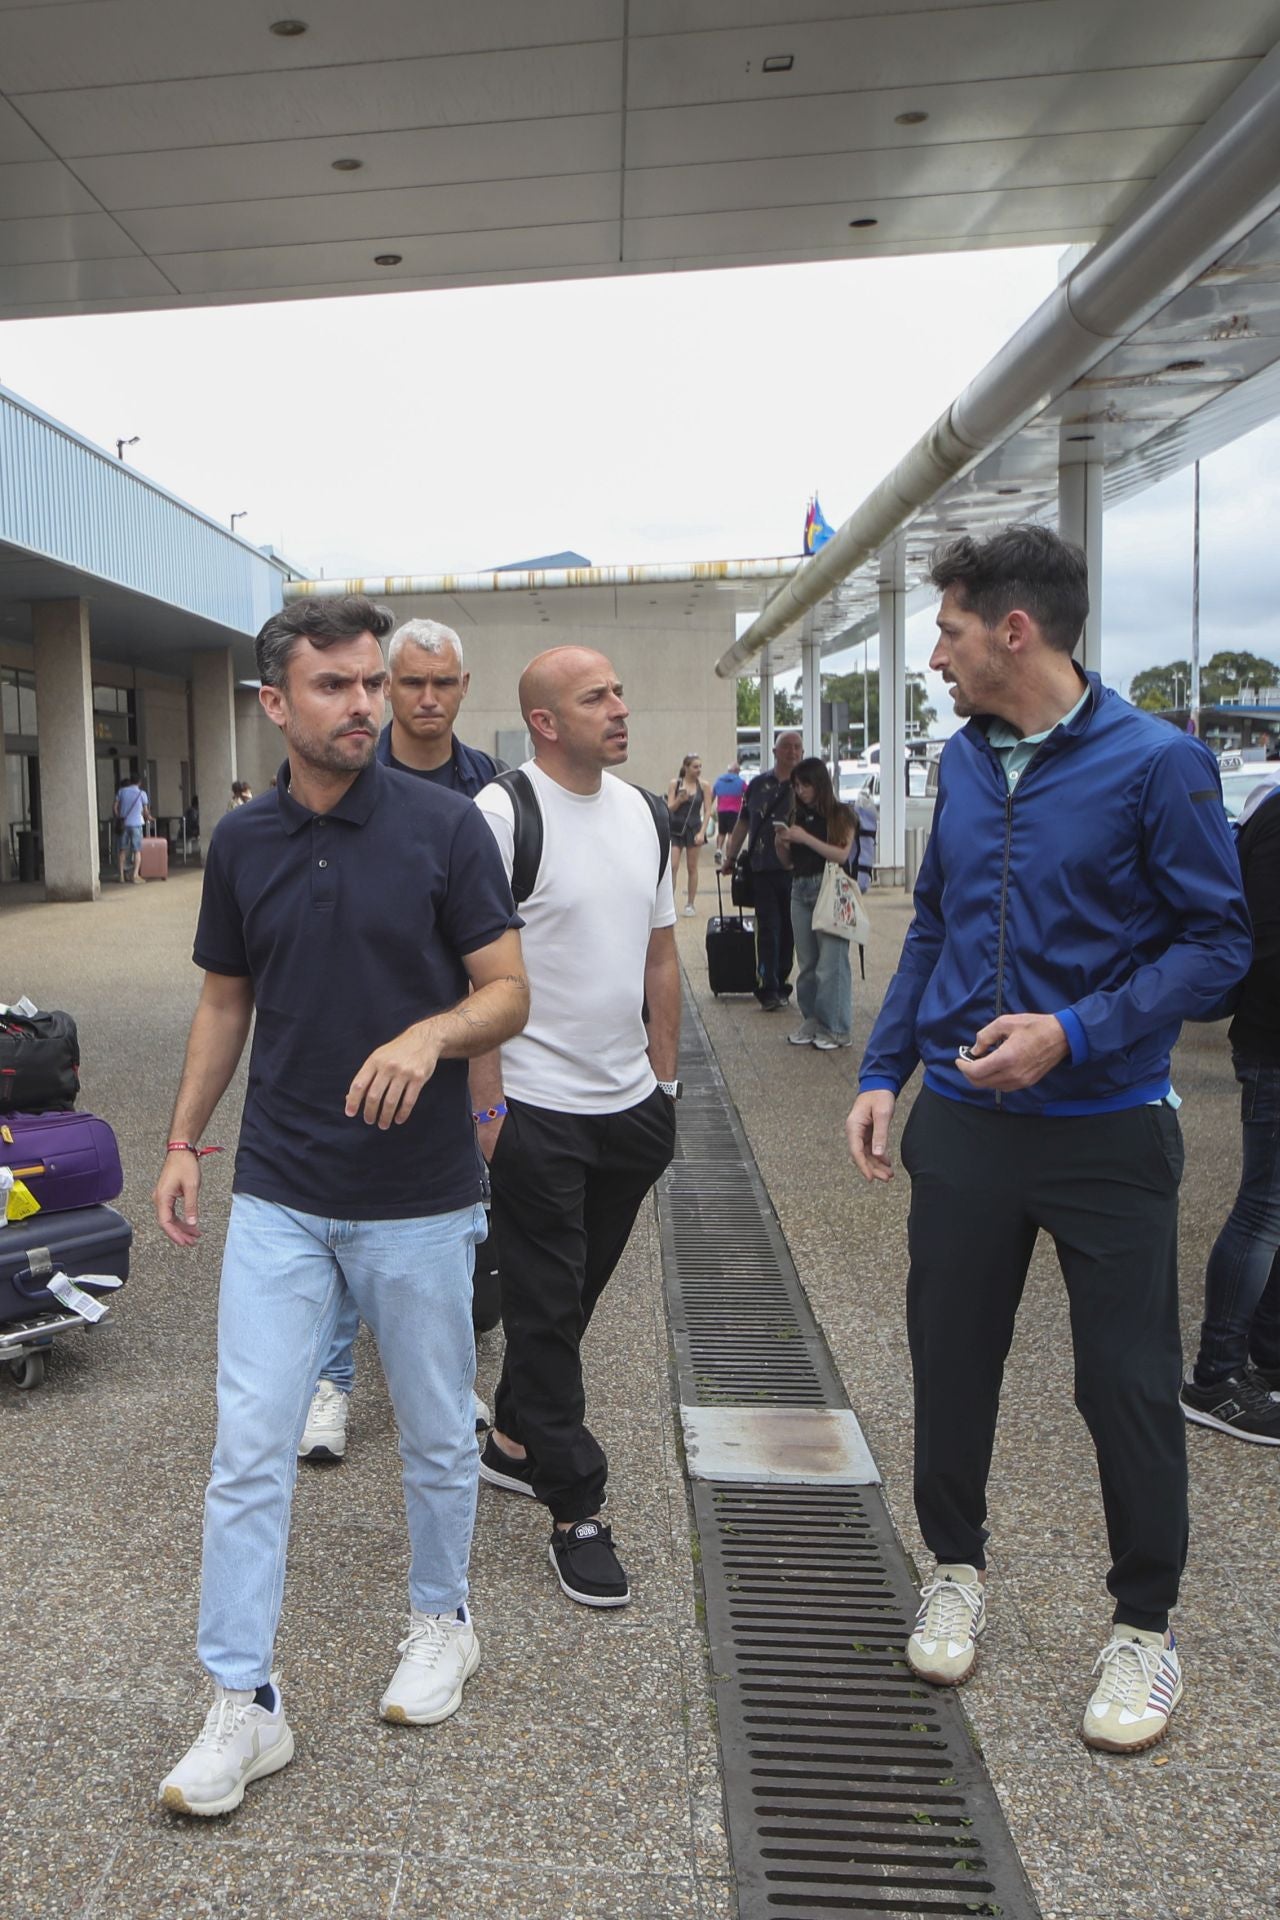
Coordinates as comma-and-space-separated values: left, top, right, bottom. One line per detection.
318, 858, 329, 869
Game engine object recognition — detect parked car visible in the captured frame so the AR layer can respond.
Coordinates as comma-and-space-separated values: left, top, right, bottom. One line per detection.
1219, 764, 1280, 823
847, 762, 935, 834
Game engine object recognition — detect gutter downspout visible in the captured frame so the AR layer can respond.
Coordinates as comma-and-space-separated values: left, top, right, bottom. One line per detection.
716, 37, 1280, 677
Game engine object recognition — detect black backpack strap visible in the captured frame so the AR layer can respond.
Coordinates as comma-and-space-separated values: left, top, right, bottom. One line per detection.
632, 785, 671, 880
487, 768, 543, 906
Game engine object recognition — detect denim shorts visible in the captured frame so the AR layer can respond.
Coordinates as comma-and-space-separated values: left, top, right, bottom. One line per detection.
119, 824, 143, 852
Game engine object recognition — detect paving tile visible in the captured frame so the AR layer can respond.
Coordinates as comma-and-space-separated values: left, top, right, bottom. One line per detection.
1097, 1758, 1280, 1920
394, 1862, 707, 1919
92, 1834, 400, 1920
0, 1825, 117, 1920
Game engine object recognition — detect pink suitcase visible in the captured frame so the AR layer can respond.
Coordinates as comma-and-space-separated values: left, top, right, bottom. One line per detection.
137, 824, 168, 880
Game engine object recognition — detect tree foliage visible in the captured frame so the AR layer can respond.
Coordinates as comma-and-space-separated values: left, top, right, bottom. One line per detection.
1130, 652, 1280, 712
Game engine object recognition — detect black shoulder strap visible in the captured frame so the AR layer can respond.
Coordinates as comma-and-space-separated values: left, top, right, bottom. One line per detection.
632, 785, 671, 880
488, 768, 542, 906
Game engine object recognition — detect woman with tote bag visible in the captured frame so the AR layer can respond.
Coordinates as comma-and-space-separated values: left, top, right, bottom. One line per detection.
774, 757, 857, 1050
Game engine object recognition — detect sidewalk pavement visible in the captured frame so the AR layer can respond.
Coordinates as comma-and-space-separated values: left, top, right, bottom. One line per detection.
676, 880, 1280, 1920
0, 872, 729, 1920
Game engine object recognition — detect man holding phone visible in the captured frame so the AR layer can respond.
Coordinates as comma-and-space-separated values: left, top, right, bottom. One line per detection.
845, 526, 1249, 1754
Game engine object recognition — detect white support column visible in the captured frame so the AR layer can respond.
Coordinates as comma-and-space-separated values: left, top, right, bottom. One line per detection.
757, 648, 774, 765
191, 648, 239, 823
800, 613, 821, 759
1059, 457, 1104, 675
878, 540, 907, 881
31, 599, 99, 902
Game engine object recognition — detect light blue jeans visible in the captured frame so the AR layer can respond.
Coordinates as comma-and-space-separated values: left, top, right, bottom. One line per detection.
790, 872, 853, 1043
197, 1194, 485, 1689
319, 1290, 361, 1394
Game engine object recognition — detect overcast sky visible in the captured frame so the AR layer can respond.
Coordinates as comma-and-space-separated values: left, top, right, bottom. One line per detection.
1, 244, 1275, 728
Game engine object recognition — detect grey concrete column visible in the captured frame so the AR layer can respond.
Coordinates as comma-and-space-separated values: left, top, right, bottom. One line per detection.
191, 648, 239, 821
1059, 457, 1104, 674
31, 599, 99, 902
0, 731, 11, 882
757, 648, 774, 763
878, 540, 907, 881
800, 614, 821, 758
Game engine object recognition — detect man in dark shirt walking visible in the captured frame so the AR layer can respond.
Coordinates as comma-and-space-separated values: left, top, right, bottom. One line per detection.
300, 613, 501, 1462
1182, 780, 1280, 1443
720, 730, 803, 1010
152, 595, 527, 1818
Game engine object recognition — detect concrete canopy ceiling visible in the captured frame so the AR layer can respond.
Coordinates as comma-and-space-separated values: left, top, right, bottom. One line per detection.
0, 0, 1278, 319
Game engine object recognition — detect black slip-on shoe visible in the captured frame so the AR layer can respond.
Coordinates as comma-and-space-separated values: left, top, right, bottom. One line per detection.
478, 1432, 538, 1495
548, 1520, 630, 1608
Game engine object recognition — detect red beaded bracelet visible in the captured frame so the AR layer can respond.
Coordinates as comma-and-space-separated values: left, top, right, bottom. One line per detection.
166, 1141, 223, 1157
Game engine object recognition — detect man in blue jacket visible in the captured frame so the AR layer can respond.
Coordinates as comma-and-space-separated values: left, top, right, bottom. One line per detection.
846, 525, 1250, 1754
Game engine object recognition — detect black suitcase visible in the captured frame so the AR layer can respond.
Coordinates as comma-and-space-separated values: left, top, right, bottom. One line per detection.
0, 1204, 131, 1323
706, 871, 758, 996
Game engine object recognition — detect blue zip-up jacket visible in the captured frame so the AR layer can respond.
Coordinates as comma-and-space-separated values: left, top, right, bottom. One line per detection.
859, 675, 1252, 1116
375, 725, 498, 797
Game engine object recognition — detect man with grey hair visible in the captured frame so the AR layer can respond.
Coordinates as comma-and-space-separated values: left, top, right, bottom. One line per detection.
375, 617, 501, 793
299, 613, 505, 1464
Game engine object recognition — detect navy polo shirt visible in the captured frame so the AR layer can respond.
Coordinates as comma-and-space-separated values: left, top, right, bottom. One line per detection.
194, 756, 520, 1221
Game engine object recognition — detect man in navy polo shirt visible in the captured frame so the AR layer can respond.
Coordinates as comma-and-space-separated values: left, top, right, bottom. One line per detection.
300, 614, 502, 1462
152, 594, 528, 1818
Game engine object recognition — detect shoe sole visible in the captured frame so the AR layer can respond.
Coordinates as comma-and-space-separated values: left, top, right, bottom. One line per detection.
478, 1458, 537, 1497
159, 1728, 295, 1817
1180, 1401, 1280, 1446
548, 1541, 630, 1609
1081, 1679, 1183, 1754
297, 1442, 346, 1462
787, 1035, 815, 1046
381, 1640, 481, 1726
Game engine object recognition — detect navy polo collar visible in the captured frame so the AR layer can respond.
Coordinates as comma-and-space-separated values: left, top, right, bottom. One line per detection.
274, 753, 382, 835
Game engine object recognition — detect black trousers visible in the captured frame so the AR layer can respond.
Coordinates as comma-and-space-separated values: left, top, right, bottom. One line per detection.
752, 868, 794, 1001
900, 1088, 1188, 1632
489, 1089, 677, 1523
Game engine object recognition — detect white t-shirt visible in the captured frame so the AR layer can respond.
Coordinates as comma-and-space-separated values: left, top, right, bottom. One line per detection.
475, 762, 676, 1114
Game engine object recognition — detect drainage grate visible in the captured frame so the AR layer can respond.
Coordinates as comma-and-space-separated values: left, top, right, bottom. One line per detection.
661, 991, 1041, 1920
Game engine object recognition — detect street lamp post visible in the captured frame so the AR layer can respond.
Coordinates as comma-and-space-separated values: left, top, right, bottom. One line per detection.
230, 511, 248, 534
115, 436, 139, 460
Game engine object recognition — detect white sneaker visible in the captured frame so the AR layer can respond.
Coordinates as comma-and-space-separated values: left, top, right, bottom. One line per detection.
380, 1608, 480, 1725
473, 1389, 491, 1433
788, 1020, 818, 1047
907, 1564, 986, 1685
159, 1680, 293, 1816
298, 1380, 348, 1461
1082, 1626, 1182, 1752
681, 903, 697, 916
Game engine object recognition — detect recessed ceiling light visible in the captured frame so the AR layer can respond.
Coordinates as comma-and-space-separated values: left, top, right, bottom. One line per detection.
373, 253, 402, 267
1164, 358, 1206, 373
269, 18, 308, 36
849, 217, 879, 229
995, 487, 1022, 496
331, 157, 363, 173
1066, 433, 1096, 442
761, 54, 794, 73
895, 110, 929, 126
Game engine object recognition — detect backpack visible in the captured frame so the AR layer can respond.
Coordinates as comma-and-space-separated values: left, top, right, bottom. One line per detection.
844, 802, 878, 894
487, 768, 671, 906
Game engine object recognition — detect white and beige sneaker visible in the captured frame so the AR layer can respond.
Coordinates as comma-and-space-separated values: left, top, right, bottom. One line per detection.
298, 1380, 348, 1461
1082, 1626, 1182, 1753
380, 1608, 480, 1725
159, 1680, 293, 1816
907, 1563, 986, 1685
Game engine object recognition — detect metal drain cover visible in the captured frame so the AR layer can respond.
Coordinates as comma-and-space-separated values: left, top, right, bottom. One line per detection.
681, 1405, 880, 1485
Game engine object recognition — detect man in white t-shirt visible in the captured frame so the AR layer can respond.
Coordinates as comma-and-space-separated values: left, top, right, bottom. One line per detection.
472, 646, 679, 1609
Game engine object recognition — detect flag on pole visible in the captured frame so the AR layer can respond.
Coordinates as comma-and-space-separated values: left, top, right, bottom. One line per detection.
803, 493, 835, 555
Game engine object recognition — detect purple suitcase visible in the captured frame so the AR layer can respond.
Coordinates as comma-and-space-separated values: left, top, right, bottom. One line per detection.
0, 1203, 131, 1323
0, 1111, 123, 1214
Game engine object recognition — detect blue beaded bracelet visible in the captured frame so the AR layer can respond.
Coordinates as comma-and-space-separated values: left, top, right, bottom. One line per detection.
472, 1103, 508, 1124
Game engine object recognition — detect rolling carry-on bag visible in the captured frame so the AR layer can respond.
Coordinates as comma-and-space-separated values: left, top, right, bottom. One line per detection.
137, 822, 168, 881
1, 1111, 124, 1214
0, 1203, 132, 1323
706, 870, 758, 996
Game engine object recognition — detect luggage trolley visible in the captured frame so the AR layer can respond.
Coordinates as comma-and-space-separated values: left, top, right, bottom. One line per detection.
0, 1300, 116, 1391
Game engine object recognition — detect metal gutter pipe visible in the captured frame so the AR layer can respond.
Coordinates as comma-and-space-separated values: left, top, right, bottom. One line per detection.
285, 556, 800, 602
716, 37, 1280, 677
